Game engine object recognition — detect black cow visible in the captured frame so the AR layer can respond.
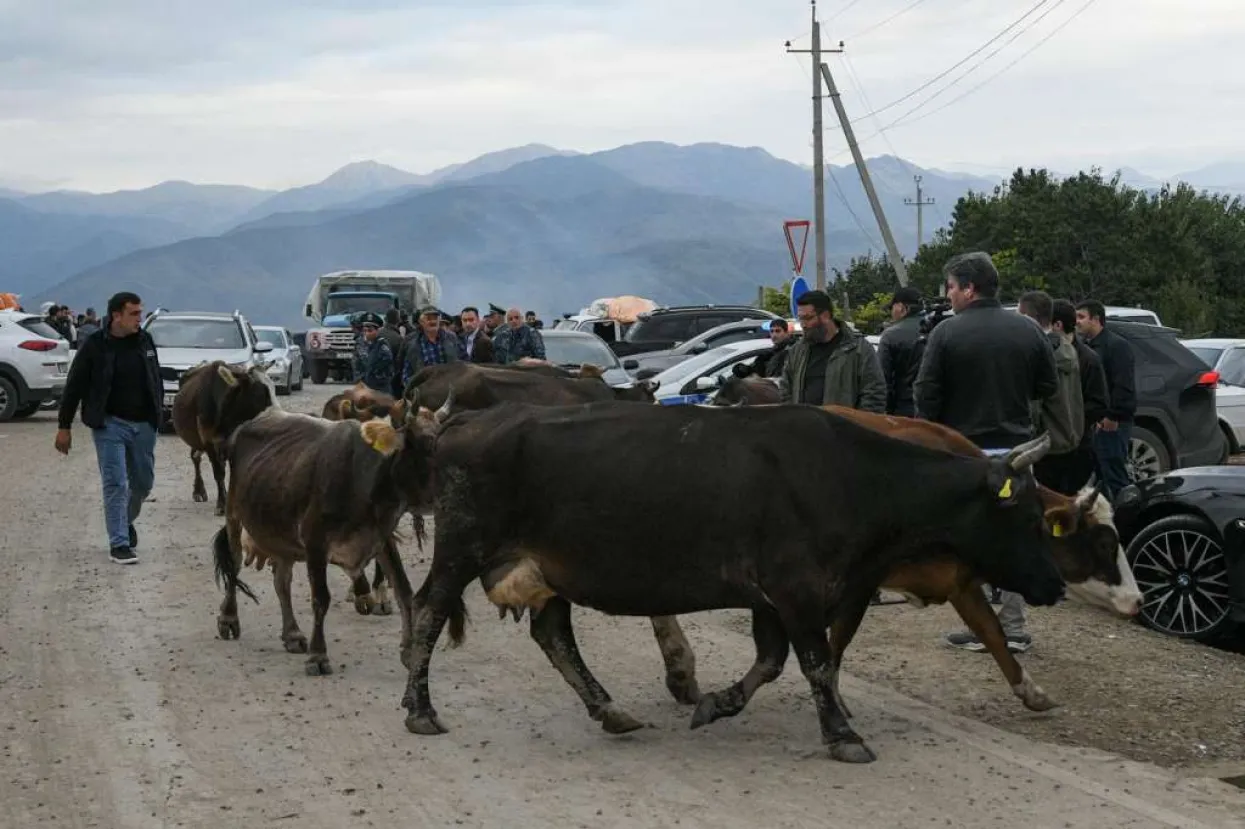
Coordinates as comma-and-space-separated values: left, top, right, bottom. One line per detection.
172, 361, 277, 515
212, 385, 453, 676
407, 361, 658, 412
398, 401, 1064, 763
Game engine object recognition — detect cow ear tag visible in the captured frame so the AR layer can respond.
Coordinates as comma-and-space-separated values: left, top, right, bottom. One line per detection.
1051, 522, 1064, 537
997, 478, 1013, 499
217, 365, 239, 386
360, 420, 399, 455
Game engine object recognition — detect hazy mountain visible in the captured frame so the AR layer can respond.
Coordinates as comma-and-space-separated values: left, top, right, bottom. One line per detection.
428, 143, 579, 184
0, 198, 187, 299
1174, 161, 1245, 192
232, 161, 425, 225
18, 180, 275, 236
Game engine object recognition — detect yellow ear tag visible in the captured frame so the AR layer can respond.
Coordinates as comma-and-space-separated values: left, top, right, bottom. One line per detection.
997, 478, 1013, 499
1051, 522, 1064, 537
360, 420, 399, 455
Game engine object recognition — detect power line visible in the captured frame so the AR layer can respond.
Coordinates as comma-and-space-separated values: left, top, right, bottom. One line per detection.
825, 0, 866, 23
843, 0, 930, 41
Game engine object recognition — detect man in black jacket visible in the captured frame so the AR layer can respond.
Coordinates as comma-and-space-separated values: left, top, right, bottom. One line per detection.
915, 252, 1058, 655
1075, 300, 1137, 501
55, 292, 162, 565
1053, 299, 1109, 493
878, 286, 924, 416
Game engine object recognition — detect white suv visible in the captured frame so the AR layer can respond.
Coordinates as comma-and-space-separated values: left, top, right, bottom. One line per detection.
142, 309, 273, 422
0, 309, 72, 421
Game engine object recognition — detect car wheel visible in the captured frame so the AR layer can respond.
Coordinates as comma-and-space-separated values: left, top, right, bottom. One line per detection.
1125, 513, 1237, 642
1128, 425, 1169, 482
12, 402, 40, 418
276, 369, 292, 396
0, 377, 18, 421
292, 366, 304, 392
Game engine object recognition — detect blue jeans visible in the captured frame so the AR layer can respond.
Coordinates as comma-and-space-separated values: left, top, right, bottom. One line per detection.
1092, 420, 1133, 502
91, 417, 157, 549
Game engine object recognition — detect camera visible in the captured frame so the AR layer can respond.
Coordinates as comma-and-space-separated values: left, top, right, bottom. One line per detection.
918, 301, 954, 337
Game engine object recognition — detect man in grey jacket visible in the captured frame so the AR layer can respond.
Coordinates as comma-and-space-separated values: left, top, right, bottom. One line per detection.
1018, 291, 1084, 494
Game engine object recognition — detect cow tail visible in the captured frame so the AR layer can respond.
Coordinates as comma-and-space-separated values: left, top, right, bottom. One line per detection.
446, 593, 469, 648
212, 526, 258, 604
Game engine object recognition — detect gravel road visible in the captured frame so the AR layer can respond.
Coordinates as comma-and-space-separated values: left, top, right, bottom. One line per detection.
3, 385, 1244, 828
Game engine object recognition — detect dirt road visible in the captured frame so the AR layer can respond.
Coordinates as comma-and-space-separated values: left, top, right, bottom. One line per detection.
3, 387, 1245, 828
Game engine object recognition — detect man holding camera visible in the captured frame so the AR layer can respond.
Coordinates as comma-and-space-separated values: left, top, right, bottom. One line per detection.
878, 287, 925, 417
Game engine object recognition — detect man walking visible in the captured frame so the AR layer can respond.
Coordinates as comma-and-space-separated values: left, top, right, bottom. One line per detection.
914, 253, 1057, 654
878, 286, 925, 416
399, 306, 460, 387
493, 306, 546, 364
55, 292, 162, 565
1053, 299, 1109, 493
1075, 301, 1137, 501
458, 306, 495, 363
780, 290, 886, 412
1017, 291, 1084, 495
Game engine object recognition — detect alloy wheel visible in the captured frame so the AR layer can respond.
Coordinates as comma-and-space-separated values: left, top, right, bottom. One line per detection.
1131, 528, 1232, 638
1128, 437, 1163, 482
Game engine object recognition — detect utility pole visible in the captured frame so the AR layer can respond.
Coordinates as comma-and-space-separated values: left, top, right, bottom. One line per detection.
786, 2, 841, 292
904, 174, 935, 255
818, 61, 909, 286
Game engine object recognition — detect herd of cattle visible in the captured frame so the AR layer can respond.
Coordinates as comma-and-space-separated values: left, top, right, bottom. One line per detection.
168, 358, 1143, 765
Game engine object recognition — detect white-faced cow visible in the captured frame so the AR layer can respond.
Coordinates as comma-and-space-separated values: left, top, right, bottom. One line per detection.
648, 404, 1142, 721
172, 361, 278, 516
398, 400, 1065, 764
212, 385, 452, 676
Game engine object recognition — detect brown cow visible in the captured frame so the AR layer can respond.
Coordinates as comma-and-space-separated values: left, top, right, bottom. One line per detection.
649, 404, 1142, 719
322, 382, 399, 422
407, 361, 657, 412
212, 385, 453, 676
172, 361, 277, 516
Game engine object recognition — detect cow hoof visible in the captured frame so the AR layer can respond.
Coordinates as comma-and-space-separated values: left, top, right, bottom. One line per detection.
599, 705, 644, 735
375, 600, 393, 616
283, 634, 308, 654
193, 491, 208, 503
829, 741, 877, 764
689, 695, 720, 730
1013, 671, 1058, 712
666, 677, 702, 706
217, 616, 240, 640
304, 656, 333, 676
405, 712, 448, 735
354, 595, 374, 616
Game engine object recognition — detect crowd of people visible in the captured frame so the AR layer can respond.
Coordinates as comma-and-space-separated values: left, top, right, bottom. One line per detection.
739, 251, 1136, 654
350, 303, 548, 397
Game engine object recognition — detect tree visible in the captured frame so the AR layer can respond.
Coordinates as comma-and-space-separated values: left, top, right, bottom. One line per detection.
760, 280, 791, 317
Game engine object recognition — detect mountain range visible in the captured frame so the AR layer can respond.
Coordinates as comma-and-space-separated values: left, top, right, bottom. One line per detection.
5, 143, 1243, 328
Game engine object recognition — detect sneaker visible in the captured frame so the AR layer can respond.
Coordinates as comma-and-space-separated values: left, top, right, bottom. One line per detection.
110, 546, 138, 565
128, 524, 138, 550
944, 632, 988, 652
1006, 633, 1033, 654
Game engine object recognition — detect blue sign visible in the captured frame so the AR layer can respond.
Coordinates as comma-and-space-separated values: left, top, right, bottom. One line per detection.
789, 276, 810, 319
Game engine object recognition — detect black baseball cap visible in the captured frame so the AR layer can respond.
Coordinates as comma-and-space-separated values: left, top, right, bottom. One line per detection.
891, 287, 922, 307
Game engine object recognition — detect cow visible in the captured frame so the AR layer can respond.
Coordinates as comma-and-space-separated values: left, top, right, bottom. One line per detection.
172, 361, 278, 516
322, 382, 399, 422
407, 361, 658, 412
211, 385, 453, 676
397, 400, 1065, 763
710, 375, 782, 406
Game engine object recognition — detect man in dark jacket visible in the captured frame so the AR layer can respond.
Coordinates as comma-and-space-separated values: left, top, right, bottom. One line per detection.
878, 286, 924, 416
1075, 300, 1137, 501
354, 312, 395, 394
458, 306, 495, 363
379, 309, 405, 395
1054, 299, 1109, 494
399, 306, 461, 387
781, 290, 886, 411
1019, 291, 1083, 495
733, 319, 794, 380
55, 291, 162, 565
915, 253, 1057, 655
493, 306, 547, 364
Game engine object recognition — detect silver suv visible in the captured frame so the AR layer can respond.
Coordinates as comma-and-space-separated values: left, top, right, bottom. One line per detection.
142, 309, 273, 420
0, 309, 72, 421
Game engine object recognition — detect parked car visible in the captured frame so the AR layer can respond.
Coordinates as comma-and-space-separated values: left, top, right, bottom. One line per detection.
1114, 466, 1245, 642
1182, 338, 1245, 454
537, 329, 637, 388
143, 309, 273, 425
624, 319, 795, 377
609, 305, 781, 358
649, 338, 777, 405
552, 315, 630, 344
0, 309, 71, 421
999, 303, 1164, 327
1181, 337, 1245, 371
253, 326, 304, 396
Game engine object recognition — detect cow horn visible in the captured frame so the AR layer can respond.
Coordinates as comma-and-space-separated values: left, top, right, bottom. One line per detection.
1074, 479, 1105, 512
1003, 432, 1052, 471
434, 386, 455, 423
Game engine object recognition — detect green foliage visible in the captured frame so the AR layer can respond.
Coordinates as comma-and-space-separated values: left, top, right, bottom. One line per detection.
761, 280, 791, 317
848, 292, 896, 335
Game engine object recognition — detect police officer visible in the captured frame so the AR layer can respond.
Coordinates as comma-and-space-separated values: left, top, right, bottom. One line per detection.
354, 311, 395, 393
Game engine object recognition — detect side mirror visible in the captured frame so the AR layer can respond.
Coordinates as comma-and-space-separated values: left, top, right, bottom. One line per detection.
690, 342, 708, 354
254, 341, 274, 353
694, 376, 718, 391
622, 359, 639, 371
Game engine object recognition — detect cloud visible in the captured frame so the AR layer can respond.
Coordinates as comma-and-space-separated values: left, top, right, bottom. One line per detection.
1, 0, 1242, 191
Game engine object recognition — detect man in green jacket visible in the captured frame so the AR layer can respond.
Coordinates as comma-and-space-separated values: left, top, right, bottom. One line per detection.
780, 289, 886, 413
1018, 290, 1084, 494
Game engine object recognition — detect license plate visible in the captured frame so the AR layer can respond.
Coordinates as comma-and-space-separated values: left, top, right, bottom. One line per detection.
163, 393, 177, 407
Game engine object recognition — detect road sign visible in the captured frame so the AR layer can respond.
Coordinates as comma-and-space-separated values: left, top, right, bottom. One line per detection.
789, 276, 810, 320
783, 220, 810, 274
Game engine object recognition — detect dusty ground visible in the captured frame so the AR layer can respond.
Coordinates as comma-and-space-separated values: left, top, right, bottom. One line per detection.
3, 385, 1245, 828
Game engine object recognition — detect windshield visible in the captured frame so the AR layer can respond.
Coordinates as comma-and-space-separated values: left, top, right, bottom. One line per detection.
324, 295, 393, 317
551, 318, 580, 330
1185, 346, 1224, 369
543, 335, 620, 369
1109, 313, 1157, 325
146, 318, 245, 349
255, 329, 286, 348
1218, 348, 1245, 386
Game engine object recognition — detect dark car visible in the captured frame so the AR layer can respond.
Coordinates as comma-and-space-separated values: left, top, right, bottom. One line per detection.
1110, 321, 1227, 482
1113, 466, 1245, 642
608, 305, 781, 359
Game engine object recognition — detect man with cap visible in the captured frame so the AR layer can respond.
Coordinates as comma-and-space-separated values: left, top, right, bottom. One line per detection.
493, 306, 546, 364
484, 304, 505, 337
877, 286, 925, 417
398, 305, 460, 388
353, 312, 395, 394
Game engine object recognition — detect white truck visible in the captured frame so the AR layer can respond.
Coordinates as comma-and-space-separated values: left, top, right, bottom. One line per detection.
302, 270, 441, 384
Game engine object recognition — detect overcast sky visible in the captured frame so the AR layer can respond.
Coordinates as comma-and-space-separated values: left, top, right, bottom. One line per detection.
2, 0, 1242, 193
